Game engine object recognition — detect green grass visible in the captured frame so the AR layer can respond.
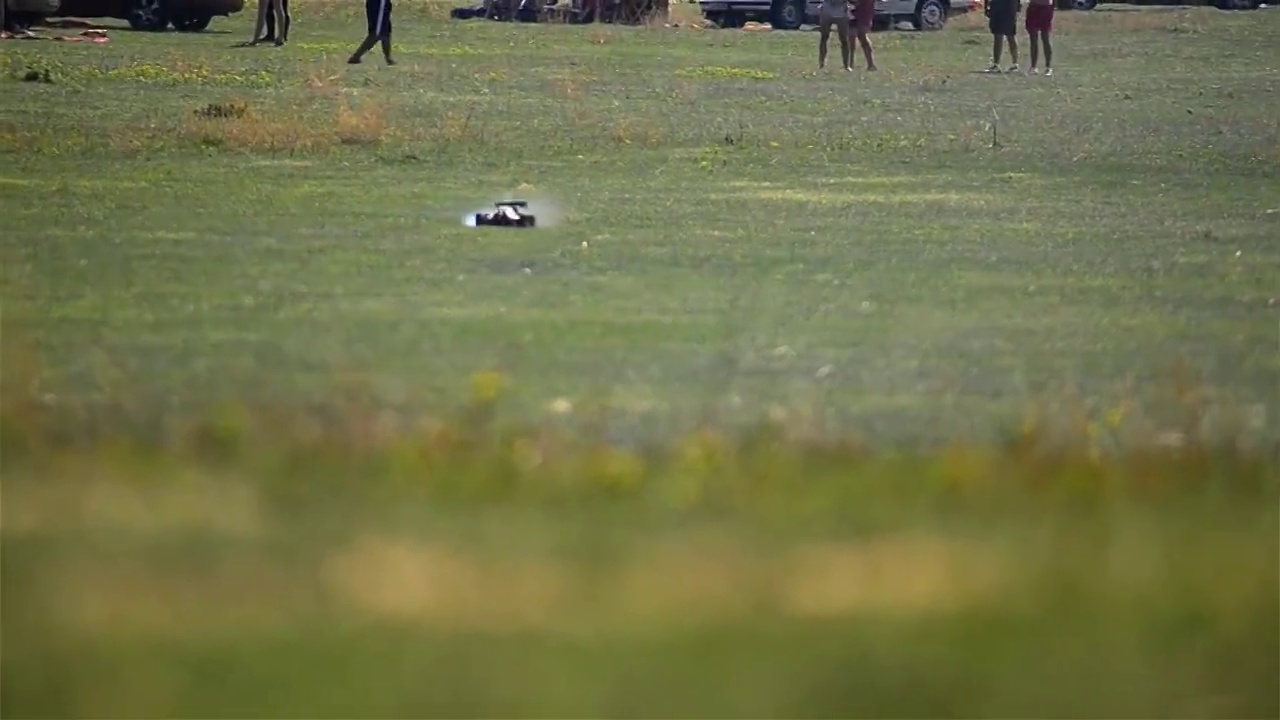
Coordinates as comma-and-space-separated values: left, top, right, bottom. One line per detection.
2, 4, 1280, 718
2, 3, 1277, 437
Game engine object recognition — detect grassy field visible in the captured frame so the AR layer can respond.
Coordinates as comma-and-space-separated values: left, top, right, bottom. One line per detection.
2, 3, 1280, 718
2, 3, 1278, 437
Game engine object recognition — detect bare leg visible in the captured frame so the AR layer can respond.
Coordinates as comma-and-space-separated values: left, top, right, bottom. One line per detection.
837, 19, 851, 70
818, 20, 831, 69
1006, 33, 1018, 66
1028, 31, 1038, 69
857, 28, 875, 69
1041, 30, 1052, 69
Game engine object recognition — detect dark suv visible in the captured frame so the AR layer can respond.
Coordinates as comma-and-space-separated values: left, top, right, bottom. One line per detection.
4, 0, 243, 32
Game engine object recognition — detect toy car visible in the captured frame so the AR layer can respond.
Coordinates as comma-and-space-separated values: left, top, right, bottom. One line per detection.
473, 200, 536, 228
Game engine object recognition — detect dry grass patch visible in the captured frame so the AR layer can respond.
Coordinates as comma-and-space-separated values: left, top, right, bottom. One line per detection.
673, 78, 698, 101
550, 74, 592, 100
301, 59, 350, 97
319, 534, 580, 633
336, 99, 390, 145
185, 112, 335, 153
182, 97, 395, 152
610, 115, 666, 146
588, 26, 619, 44
427, 106, 485, 143
775, 534, 1014, 618
317, 530, 1021, 632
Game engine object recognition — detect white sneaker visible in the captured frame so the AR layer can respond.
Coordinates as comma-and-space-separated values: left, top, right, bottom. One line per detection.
1045, 68, 1054, 77
984, 64, 1001, 73
1006, 64, 1019, 73
1028, 67, 1039, 75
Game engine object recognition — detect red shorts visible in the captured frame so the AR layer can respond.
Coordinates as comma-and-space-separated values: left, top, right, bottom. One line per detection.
852, 0, 874, 30
1025, 3, 1053, 32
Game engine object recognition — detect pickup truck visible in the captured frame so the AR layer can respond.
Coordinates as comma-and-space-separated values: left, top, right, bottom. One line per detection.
698, 0, 979, 30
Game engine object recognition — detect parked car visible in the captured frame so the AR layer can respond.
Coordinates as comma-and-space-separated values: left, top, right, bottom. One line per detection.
3, 0, 243, 32
699, 0, 978, 30
1061, 0, 1262, 9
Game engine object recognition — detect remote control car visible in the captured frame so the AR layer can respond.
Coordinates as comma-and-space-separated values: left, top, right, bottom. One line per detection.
473, 200, 536, 228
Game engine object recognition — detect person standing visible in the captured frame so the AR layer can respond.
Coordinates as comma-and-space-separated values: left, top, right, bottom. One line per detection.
348, 0, 396, 65
249, 0, 286, 45
816, 0, 852, 72
984, 0, 1019, 73
260, 0, 290, 43
1025, 0, 1053, 75
849, 0, 877, 71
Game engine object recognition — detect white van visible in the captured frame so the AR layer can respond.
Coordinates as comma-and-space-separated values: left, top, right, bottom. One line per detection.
698, 0, 979, 30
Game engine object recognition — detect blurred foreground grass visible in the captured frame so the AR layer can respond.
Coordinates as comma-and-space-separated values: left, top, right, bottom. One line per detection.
2, 334, 1278, 718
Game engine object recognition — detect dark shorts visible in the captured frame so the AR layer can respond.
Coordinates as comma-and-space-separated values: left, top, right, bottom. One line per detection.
817, 2, 848, 26
1025, 3, 1052, 32
988, 6, 1016, 35
366, 0, 392, 36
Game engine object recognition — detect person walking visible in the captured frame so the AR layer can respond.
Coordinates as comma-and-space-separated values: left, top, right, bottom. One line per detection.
348, 0, 395, 65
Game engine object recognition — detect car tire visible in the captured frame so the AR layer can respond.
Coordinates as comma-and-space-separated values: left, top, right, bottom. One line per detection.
769, 0, 804, 29
127, 0, 169, 30
1070, 0, 1095, 9
5, 10, 39, 30
172, 13, 211, 29
912, 0, 946, 28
